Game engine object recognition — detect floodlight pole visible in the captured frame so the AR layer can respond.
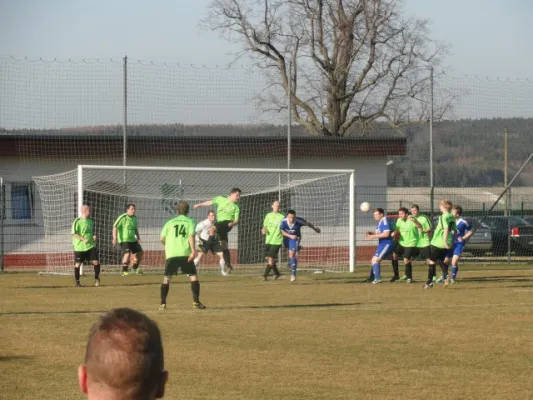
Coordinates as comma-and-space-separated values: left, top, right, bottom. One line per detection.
429, 67, 435, 218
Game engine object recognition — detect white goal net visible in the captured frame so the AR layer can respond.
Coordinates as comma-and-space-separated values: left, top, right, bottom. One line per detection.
33, 166, 355, 274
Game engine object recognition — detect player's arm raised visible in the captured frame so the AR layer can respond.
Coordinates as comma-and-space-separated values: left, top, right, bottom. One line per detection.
305, 221, 321, 233
194, 200, 213, 209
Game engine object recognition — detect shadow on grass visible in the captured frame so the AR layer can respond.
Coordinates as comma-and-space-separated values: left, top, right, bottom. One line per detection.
0, 355, 35, 362
0, 310, 108, 316
460, 275, 533, 283
229, 302, 367, 310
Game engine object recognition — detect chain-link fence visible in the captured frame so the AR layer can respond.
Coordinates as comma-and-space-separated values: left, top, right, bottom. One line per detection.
1, 56, 532, 270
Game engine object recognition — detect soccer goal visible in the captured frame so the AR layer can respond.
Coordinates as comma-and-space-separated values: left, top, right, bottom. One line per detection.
33, 165, 355, 274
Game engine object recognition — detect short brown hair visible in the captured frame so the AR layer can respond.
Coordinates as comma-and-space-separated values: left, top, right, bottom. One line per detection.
440, 199, 452, 211
452, 205, 463, 215
177, 201, 189, 215
84, 308, 164, 398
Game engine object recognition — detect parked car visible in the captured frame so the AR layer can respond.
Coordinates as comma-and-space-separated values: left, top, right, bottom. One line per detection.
483, 216, 533, 256
431, 216, 493, 256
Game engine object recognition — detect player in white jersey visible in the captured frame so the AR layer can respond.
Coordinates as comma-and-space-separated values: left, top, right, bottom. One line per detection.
194, 210, 227, 276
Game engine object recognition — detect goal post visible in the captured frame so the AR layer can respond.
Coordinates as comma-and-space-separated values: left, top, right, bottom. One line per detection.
35, 165, 356, 274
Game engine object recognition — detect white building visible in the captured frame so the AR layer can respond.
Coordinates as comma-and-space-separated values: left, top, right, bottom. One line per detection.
0, 133, 406, 270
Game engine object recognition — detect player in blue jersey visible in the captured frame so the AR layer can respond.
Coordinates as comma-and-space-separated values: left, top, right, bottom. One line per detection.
280, 210, 321, 282
365, 208, 394, 284
443, 205, 472, 287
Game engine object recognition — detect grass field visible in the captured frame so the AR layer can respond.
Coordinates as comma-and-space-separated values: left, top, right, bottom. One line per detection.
1, 264, 533, 400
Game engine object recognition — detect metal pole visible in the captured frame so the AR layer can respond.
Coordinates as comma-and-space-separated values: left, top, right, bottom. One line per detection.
349, 172, 355, 272
504, 128, 508, 216
429, 67, 435, 218
0, 176, 4, 272
123, 55, 128, 186
287, 61, 292, 181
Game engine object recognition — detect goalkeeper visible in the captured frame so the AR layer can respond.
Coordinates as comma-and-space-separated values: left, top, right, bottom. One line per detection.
112, 204, 144, 275
194, 210, 228, 276
194, 188, 241, 274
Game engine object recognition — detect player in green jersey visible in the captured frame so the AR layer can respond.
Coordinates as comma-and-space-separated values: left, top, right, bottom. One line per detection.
425, 199, 456, 289
112, 204, 144, 276
410, 204, 434, 281
159, 201, 205, 310
72, 205, 101, 287
391, 207, 422, 283
194, 188, 241, 273
261, 200, 285, 280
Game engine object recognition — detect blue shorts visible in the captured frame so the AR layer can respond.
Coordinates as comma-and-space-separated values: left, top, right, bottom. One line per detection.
447, 242, 465, 258
283, 238, 301, 252
374, 242, 394, 260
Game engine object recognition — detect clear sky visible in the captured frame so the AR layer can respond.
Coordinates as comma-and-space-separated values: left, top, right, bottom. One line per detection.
1, 0, 532, 129
1, 0, 531, 76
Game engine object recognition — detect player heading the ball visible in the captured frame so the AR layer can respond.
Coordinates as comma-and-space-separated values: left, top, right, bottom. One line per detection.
280, 210, 321, 282
194, 188, 241, 274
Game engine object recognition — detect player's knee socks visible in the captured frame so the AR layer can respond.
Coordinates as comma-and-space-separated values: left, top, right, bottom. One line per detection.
132, 262, 139, 271
94, 264, 101, 279
405, 263, 412, 279
372, 263, 381, 280
191, 281, 200, 303
122, 263, 129, 272
392, 259, 399, 277
438, 260, 448, 278
264, 264, 272, 277
289, 258, 297, 275
74, 266, 81, 282
271, 264, 280, 276
160, 283, 170, 304
451, 264, 458, 279
368, 268, 375, 280
223, 249, 231, 265
427, 263, 435, 283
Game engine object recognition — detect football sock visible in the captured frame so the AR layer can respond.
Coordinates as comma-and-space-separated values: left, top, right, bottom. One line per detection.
94, 264, 101, 280
191, 281, 200, 303
264, 264, 272, 277
160, 283, 169, 304
271, 264, 280, 276
427, 264, 436, 284
289, 257, 297, 276
122, 263, 129, 273
392, 259, 399, 277
451, 264, 458, 280
438, 260, 448, 278
132, 262, 139, 271
372, 263, 381, 280
74, 266, 80, 282
405, 262, 412, 279
223, 249, 231, 265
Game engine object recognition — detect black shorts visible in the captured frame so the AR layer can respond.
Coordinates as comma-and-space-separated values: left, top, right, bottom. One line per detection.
394, 244, 416, 259
198, 238, 223, 254
164, 257, 197, 276
429, 246, 448, 262
417, 246, 431, 260
264, 244, 281, 258
215, 221, 233, 242
74, 247, 99, 264
120, 241, 143, 254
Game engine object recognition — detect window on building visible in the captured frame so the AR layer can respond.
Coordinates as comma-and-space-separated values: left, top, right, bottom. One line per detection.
11, 183, 34, 220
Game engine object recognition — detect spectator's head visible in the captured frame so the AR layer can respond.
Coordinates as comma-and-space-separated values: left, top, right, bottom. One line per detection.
78, 308, 167, 400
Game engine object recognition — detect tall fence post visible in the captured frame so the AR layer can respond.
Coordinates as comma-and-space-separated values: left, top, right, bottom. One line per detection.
123, 55, 128, 186
0, 176, 4, 272
429, 67, 435, 219
287, 61, 292, 173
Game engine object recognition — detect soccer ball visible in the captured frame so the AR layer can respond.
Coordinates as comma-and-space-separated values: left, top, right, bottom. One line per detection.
360, 202, 370, 213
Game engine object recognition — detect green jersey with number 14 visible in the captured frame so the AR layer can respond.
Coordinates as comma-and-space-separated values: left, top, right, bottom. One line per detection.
160, 215, 196, 259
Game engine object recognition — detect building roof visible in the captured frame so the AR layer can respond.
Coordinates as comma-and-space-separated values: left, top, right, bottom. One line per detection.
0, 134, 406, 158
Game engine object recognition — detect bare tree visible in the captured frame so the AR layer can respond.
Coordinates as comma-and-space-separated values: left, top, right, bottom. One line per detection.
202, 0, 454, 136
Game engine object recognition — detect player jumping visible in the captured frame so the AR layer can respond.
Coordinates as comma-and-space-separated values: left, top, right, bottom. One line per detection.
280, 210, 321, 282
261, 200, 285, 280
194, 210, 228, 276
365, 208, 394, 284
112, 204, 144, 276
194, 188, 241, 274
